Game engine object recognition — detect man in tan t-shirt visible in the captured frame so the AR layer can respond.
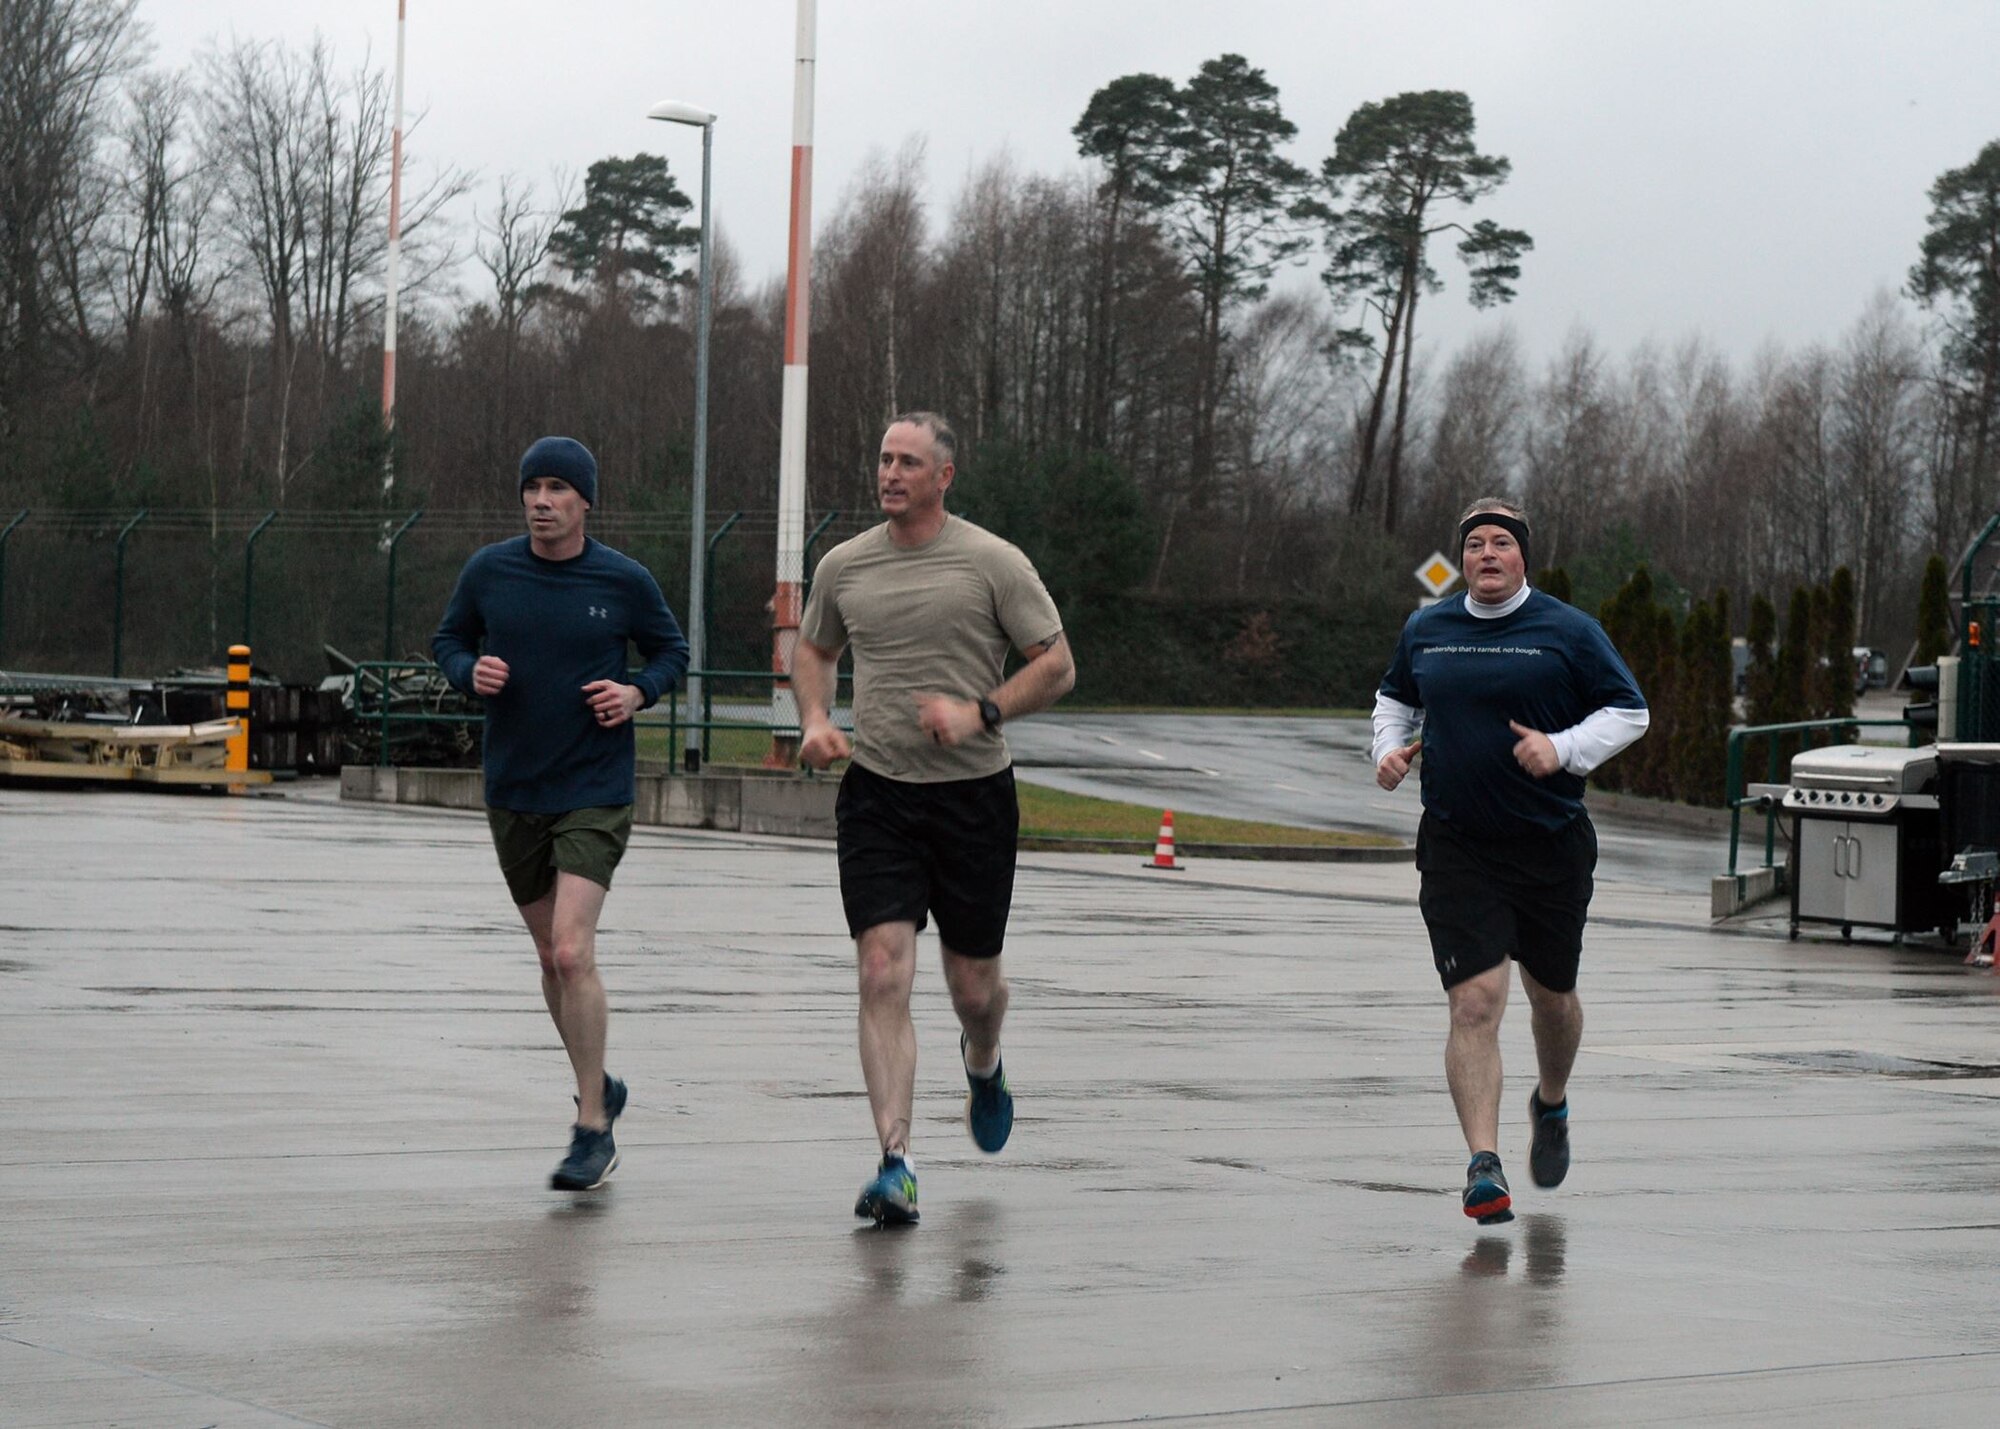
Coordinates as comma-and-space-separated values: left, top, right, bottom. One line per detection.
793, 411, 1076, 1226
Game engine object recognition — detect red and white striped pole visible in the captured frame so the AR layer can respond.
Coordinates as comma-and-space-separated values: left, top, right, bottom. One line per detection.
380, 0, 407, 494
768, 0, 815, 764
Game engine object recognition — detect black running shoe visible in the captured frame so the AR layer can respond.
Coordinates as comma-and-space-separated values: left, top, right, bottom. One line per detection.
550, 1124, 619, 1190
1463, 1151, 1513, 1223
1528, 1089, 1570, 1189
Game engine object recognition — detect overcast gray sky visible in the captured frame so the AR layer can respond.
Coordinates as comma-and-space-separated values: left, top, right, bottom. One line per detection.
138, 0, 2000, 366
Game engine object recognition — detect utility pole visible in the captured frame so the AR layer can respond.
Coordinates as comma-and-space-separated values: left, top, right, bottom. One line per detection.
767, 0, 816, 764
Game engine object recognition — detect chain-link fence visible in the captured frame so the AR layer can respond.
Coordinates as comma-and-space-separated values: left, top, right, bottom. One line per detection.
0, 507, 873, 684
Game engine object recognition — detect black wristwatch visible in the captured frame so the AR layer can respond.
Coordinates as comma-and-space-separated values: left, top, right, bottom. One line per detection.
978, 697, 1003, 732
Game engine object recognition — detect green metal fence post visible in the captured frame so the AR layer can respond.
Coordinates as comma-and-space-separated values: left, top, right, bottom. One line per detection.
1958, 513, 1999, 613
1725, 728, 1745, 876
111, 509, 148, 676
383, 509, 425, 661
242, 510, 278, 645
801, 509, 839, 601
377, 664, 394, 767
702, 510, 743, 732
0, 509, 26, 659
1763, 735, 1781, 869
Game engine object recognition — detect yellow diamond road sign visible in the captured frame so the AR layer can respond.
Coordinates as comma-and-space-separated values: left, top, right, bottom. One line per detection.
1415, 552, 1460, 597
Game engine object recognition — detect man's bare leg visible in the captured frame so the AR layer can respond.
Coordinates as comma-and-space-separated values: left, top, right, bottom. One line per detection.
942, 947, 1007, 1071
1519, 966, 1582, 1106
515, 871, 611, 1129
518, 900, 575, 1058
1444, 963, 1511, 1154
856, 920, 920, 1156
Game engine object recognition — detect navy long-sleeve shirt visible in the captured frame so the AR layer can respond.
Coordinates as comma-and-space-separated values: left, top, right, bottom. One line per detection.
432, 536, 689, 813
1377, 590, 1646, 839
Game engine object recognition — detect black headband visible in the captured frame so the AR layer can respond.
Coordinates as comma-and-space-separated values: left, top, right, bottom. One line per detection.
1458, 512, 1532, 570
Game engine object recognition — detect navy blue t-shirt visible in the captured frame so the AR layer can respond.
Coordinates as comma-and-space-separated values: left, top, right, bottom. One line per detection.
432, 536, 689, 813
1378, 591, 1645, 839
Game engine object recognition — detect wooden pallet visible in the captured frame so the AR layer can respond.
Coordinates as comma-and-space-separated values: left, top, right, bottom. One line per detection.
0, 715, 273, 787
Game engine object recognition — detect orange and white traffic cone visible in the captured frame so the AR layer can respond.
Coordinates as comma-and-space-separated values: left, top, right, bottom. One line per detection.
1144, 810, 1182, 870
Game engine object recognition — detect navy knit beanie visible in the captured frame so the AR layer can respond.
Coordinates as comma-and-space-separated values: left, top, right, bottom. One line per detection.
519, 436, 598, 507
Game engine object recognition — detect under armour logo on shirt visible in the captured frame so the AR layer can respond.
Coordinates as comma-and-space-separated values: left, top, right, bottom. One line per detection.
589, 606, 608, 619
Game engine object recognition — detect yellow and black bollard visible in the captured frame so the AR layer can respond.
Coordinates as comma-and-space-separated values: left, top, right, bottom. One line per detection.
226, 644, 251, 791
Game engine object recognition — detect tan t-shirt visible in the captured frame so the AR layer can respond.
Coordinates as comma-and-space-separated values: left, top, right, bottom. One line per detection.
800, 515, 1063, 783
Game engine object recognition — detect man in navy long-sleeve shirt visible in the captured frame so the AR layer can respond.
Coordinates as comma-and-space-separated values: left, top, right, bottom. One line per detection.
433, 436, 688, 1191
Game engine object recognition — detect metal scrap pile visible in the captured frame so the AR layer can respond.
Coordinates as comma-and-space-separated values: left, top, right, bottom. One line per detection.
323, 648, 482, 769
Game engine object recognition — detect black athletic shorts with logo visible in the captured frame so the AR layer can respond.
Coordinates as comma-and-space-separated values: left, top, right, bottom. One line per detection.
835, 762, 1019, 958
1415, 811, 1597, 992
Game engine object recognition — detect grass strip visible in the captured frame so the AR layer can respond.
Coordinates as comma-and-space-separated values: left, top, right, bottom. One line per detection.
637, 726, 1394, 848
1016, 780, 1393, 848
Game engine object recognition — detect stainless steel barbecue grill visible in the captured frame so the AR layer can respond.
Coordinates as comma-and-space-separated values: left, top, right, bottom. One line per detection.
1784, 745, 1948, 941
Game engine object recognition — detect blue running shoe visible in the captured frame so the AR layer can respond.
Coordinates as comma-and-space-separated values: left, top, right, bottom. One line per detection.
1528, 1089, 1569, 1189
1463, 1151, 1513, 1224
550, 1124, 619, 1190
962, 1032, 1013, 1154
854, 1153, 919, 1226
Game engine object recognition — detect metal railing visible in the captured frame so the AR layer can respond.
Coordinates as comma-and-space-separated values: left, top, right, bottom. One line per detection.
1725, 717, 1924, 876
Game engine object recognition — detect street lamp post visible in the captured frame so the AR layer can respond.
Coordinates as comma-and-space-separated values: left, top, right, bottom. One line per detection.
647, 100, 716, 770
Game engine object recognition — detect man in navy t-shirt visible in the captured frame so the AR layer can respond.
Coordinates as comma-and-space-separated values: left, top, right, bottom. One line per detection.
1373, 498, 1647, 1225
433, 436, 688, 1191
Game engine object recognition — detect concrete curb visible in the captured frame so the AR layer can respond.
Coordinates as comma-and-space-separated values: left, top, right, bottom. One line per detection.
340, 766, 1415, 860
339, 765, 841, 839
1710, 862, 1790, 918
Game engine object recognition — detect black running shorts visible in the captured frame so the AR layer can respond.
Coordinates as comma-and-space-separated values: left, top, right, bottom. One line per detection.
1415, 811, 1597, 992
835, 761, 1019, 957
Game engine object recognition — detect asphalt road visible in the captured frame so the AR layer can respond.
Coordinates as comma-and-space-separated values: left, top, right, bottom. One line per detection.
1010, 713, 1724, 891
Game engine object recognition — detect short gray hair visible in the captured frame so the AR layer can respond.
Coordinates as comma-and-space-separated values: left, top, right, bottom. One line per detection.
889, 410, 957, 468
1457, 496, 1528, 527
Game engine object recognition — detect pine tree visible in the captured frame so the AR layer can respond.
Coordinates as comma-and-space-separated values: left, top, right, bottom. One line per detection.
1915, 554, 1951, 665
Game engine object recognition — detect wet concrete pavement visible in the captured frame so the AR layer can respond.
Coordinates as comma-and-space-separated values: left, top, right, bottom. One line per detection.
3, 780, 1998, 1426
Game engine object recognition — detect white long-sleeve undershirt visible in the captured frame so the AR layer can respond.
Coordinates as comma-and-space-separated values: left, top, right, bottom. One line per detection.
1369, 588, 1652, 776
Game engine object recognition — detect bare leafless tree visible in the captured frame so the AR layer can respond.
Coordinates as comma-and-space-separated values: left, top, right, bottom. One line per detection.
1832, 292, 1924, 634
1412, 327, 1525, 543
811, 140, 930, 512
198, 33, 466, 497
0, 0, 141, 434
1522, 330, 1627, 571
